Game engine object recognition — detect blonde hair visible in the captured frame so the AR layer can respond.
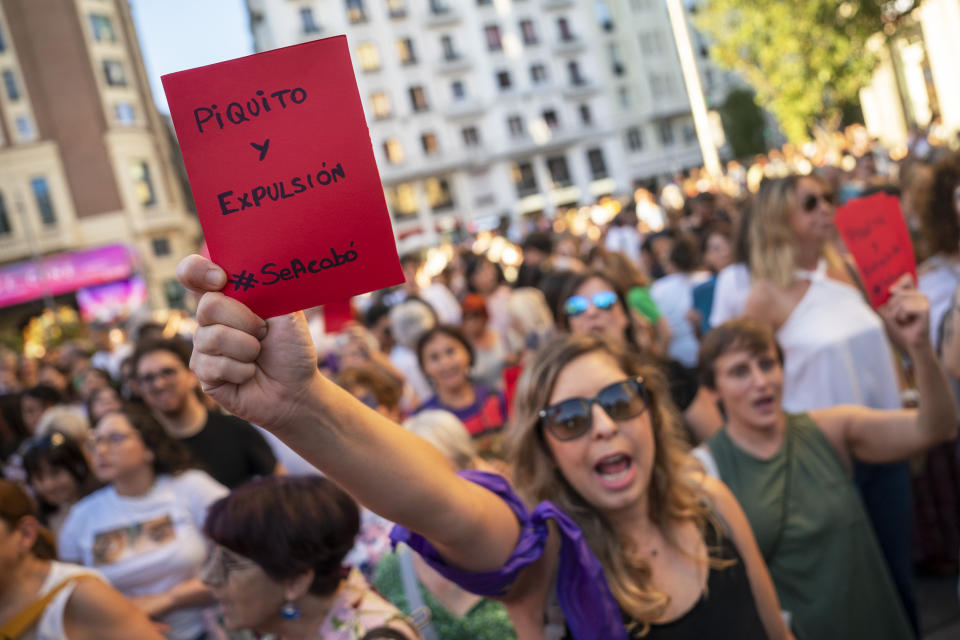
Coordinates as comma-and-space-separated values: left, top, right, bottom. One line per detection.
507, 334, 714, 633
403, 410, 476, 472
748, 175, 801, 287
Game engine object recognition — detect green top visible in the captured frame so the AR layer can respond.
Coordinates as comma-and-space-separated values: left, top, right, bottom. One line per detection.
627, 286, 661, 323
373, 551, 518, 640
707, 413, 912, 640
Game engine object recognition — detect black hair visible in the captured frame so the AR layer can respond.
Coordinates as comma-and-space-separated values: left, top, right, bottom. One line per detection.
416, 325, 476, 375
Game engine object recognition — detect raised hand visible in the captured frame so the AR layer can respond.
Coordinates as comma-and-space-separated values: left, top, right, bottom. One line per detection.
879, 274, 931, 353
177, 255, 321, 430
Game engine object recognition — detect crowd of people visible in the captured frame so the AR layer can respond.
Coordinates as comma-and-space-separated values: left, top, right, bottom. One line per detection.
0, 137, 959, 639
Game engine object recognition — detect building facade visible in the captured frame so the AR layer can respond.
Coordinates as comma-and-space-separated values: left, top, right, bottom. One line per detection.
246, 0, 725, 249
0, 0, 199, 317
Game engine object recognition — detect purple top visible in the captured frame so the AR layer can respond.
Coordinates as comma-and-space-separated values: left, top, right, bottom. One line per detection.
389, 470, 627, 640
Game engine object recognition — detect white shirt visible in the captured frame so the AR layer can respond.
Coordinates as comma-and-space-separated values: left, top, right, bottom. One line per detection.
58, 470, 228, 640
709, 263, 751, 328
21, 562, 101, 640
651, 271, 710, 368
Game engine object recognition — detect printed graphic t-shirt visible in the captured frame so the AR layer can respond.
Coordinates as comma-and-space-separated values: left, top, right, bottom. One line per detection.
58, 470, 228, 640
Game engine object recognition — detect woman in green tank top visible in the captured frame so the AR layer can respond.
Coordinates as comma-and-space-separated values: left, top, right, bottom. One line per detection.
695, 280, 957, 640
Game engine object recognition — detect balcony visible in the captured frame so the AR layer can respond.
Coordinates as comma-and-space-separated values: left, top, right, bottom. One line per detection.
436, 54, 472, 74
444, 98, 485, 119
562, 78, 599, 99
553, 36, 584, 55
426, 7, 461, 27
542, 0, 573, 8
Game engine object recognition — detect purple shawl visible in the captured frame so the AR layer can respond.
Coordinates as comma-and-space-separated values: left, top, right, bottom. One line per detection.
389, 470, 627, 640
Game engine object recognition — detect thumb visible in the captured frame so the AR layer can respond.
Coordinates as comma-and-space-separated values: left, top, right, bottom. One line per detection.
177, 254, 227, 295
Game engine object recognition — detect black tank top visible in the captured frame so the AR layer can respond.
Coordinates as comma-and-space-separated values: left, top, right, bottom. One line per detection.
563, 519, 768, 639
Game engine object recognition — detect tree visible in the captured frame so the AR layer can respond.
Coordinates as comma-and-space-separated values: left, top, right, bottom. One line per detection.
696, 0, 914, 143
718, 88, 769, 158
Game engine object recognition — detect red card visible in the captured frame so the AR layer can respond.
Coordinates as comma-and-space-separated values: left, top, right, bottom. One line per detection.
835, 192, 916, 308
162, 36, 403, 318
323, 299, 354, 334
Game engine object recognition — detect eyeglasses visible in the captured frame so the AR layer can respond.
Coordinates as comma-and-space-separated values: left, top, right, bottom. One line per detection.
539, 377, 647, 441
800, 191, 835, 212
202, 546, 257, 586
85, 432, 133, 451
136, 367, 180, 386
564, 290, 618, 317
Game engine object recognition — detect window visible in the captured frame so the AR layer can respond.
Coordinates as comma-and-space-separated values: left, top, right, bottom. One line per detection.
520, 19, 538, 45
609, 43, 625, 76
383, 138, 404, 164
396, 38, 416, 65
426, 177, 453, 210
557, 17, 573, 41
356, 43, 381, 71
496, 70, 512, 90
89, 14, 116, 42
542, 109, 559, 130
152, 237, 171, 257
477, 0, 493, 5
102, 60, 126, 87
451, 80, 466, 100
567, 61, 584, 85
370, 91, 391, 119
683, 124, 697, 144
345, 0, 367, 23
421, 132, 439, 155
512, 162, 537, 197
640, 32, 665, 56
484, 25, 502, 51
31, 177, 56, 226
658, 121, 675, 146
0, 23, 6, 52
530, 63, 548, 84
441, 35, 458, 61
300, 7, 321, 34
2, 70, 19, 100
386, 183, 418, 218
507, 115, 524, 138
587, 148, 608, 179
578, 104, 592, 125
387, 0, 406, 19
0, 192, 10, 234
130, 161, 156, 206
595, 1, 614, 31
618, 86, 631, 108
409, 86, 428, 112
115, 102, 135, 126
547, 156, 572, 188
15, 115, 35, 141
462, 126, 480, 147
429, 0, 450, 13
626, 126, 643, 151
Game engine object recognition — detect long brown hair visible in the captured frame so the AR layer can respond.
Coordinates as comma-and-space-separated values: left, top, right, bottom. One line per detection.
0, 479, 57, 560
507, 334, 714, 632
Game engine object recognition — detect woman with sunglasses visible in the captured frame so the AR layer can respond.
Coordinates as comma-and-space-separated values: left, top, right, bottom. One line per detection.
558, 270, 723, 443
742, 175, 919, 631
57, 404, 227, 640
174, 254, 792, 639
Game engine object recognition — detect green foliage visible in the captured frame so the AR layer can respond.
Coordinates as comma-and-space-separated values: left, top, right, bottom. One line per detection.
719, 88, 769, 158
697, 0, 914, 142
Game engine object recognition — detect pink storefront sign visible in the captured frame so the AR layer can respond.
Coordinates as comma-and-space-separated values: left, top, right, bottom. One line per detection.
0, 244, 137, 308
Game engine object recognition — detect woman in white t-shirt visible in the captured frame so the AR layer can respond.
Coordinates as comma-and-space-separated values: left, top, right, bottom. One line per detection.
0, 480, 162, 640
58, 405, 228, 640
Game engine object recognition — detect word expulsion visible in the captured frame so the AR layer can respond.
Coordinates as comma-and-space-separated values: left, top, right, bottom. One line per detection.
217, 162, 346, 215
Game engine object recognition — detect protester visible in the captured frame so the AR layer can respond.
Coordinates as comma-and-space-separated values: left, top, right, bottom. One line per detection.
58, 404, 227, 639
177, 253, 792, 639
649, 237, 711, 368
460, 294, 508, 391
692, 226, 736, 336
917, 150, 960, 345
86, 385, 124, 425
0, 480, 164, 640
131, 337, 277, 488
389, 297, 438, 405
23, 432, 99, 536
695, 288, 955, 639
742, 174, 918, 629
201, 475, 420, 640
20, 385, 61, 435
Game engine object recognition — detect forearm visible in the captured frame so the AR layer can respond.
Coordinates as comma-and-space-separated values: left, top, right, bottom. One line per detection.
910, 341, 958, 443
166, 578, 214, 611
271, 374, 520, 571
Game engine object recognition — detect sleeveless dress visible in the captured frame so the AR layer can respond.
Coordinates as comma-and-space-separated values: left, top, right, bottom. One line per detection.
773, 259, 917, 632
707, 415, 913, 640
22, 561, 100, 640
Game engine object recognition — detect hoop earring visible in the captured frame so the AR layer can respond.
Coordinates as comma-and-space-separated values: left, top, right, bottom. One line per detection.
281, 601, 301, 620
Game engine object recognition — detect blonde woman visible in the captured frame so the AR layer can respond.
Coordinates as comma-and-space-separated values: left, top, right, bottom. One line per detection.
174, 254, 792, 639
742, 174, 917, 631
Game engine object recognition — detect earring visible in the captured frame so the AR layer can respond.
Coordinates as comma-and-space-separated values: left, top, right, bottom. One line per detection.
281, 601, 301, 620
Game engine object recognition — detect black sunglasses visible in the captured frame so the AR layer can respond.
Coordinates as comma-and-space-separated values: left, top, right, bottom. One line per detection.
801, 191, 834, 212
539, 377, 647, 441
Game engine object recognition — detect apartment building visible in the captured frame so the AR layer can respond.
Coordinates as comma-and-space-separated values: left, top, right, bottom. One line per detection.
0, 0, 199, 319
246, 0, 724, 249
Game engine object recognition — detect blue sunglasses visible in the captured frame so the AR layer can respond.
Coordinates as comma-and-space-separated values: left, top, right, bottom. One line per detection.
564, 290, 618, 317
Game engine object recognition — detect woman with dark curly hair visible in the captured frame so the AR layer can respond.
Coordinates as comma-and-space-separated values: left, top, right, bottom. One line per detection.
58, 404, 227, 639
917, 151, 960, 347
201, 475, 419, 640
23, 432, 99, 536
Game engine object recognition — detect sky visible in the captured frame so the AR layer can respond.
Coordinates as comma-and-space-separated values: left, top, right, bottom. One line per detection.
129, 0, 254, 114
